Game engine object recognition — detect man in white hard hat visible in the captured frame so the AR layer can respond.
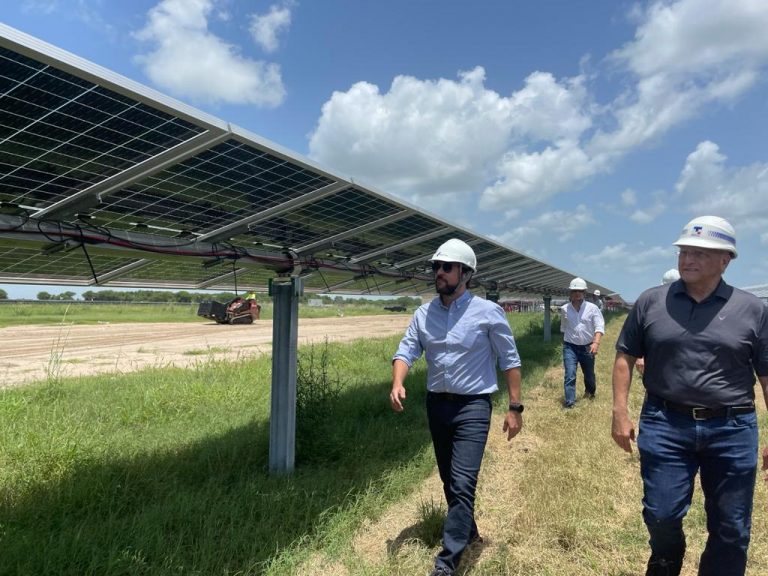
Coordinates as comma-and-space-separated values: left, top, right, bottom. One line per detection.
661, 268, 681, 285
593, 289, 604, 311
612, 216, 768, 576
560, 277, 605, 407
391, 238, 523, 576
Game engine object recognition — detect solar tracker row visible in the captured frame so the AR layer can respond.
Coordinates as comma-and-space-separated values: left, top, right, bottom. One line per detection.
0, 23, 615, 300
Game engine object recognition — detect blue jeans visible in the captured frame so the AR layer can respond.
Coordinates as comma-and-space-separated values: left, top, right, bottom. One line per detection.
426, 392, 491, 574
637, 398, 758, 576
563, 342, 595, 406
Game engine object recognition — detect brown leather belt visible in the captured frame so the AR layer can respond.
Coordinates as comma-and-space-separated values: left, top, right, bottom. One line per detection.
647, 394, 755, 421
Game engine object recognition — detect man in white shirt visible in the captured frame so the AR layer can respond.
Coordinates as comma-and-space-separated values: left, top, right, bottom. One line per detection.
560, 277, 605, 407
593, 289, 604, 311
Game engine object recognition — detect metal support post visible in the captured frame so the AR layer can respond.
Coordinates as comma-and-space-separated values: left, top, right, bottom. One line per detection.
543, 296, 552, 342
268, 277, 303, 474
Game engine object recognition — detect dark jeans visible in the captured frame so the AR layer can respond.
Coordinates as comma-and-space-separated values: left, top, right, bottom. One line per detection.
563, 341, 595, 405
637, 397, 758, 576
426, 392, 492, 574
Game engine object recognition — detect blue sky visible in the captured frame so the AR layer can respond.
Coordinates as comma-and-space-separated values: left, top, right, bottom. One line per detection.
1, 0, 767, 302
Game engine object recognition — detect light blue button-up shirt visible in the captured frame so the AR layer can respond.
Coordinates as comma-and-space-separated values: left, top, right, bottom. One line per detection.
393, 290, 521, 395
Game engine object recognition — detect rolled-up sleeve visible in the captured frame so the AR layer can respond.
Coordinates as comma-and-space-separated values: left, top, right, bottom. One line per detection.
488, 305, 521, 370
393, 311, 424, 367
593, 308, 605, 335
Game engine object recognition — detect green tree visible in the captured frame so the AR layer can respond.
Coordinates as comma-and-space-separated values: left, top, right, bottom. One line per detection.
37, 291, 52, 300
0, 288, 7, 300
175, 291, 192, 303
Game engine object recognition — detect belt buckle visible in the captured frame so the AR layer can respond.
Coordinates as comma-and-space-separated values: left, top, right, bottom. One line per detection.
692, 407, 708, 421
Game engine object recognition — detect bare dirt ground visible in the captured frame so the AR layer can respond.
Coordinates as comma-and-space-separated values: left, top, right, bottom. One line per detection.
0, 315, 411, 389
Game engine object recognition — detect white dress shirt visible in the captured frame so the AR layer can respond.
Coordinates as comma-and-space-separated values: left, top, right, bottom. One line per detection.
560, 300, 605, 345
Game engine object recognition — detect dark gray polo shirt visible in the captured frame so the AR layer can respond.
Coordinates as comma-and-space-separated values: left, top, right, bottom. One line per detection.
616, 279, 768, 406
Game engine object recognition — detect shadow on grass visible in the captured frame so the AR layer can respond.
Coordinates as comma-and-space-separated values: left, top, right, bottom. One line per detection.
2, 374, 434, 576
1, 317, 564, 576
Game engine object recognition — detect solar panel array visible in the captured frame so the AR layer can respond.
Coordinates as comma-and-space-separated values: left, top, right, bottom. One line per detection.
0, 24, 616, 300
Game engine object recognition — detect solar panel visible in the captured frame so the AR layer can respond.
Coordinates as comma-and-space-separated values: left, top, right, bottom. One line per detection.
0, 47, 207, 212
0, 23, 617, 301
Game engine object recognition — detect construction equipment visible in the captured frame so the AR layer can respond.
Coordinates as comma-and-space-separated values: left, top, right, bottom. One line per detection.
197, 296, 262, 324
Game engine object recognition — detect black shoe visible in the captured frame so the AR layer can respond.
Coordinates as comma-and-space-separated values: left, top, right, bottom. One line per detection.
429, 568, 453, 576
583, 392, 595, 400
469, 531, 483, 545
645, 556, 683, 576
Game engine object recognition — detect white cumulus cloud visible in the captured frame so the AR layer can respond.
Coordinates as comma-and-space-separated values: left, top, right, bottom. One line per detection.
507, 71, 592, 143
490, 204, 595, 250
481, 142, 604, 210
582, 243, 673, 272
309, 67, 592, 205
309, 67, 514, 199
134, 0, 285, 107
614, 0, 768, 79
309, 0, 768, 213
594, 0, 768, 156
250, 3, 292, 53
675, 140, 768, 234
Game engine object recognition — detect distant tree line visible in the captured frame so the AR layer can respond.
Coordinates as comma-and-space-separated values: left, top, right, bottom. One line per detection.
30, 290, 422, 307
317, 294, 421, 307
36, 291, 78, 301
0, 288, 7, 300
36, 290, 239, 303
79, 290, 239, 303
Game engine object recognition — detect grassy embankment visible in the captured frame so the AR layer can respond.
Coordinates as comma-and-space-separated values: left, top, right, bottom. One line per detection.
1, 313, 766, 575
0, 300, 402, 328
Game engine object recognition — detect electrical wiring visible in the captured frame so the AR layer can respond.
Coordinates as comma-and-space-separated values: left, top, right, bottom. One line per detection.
1, 213, 434, 285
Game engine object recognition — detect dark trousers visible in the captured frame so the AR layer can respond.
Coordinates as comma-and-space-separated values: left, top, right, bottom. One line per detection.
637, 398, 758, 576
426, 392, 491, 574
563, 341, 596, 405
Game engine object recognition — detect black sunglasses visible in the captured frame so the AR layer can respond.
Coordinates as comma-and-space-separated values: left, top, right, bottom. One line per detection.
431, 261, 456, 273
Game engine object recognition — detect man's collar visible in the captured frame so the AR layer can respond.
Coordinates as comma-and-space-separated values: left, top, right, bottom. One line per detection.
671, 278, 730, 301
438, 289, 472, 309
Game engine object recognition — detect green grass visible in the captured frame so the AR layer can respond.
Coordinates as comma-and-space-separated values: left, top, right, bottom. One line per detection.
1, 312, 766, 576
0, 329, 435, 576
182, 346, 230, 356
0, 302, 202, 327
0, 301, 408, 327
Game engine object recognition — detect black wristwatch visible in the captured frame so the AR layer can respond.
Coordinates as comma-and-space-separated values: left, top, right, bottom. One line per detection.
508, 403, 524, 413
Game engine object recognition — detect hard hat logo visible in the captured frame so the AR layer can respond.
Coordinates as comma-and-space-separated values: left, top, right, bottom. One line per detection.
674, 215, 738, 258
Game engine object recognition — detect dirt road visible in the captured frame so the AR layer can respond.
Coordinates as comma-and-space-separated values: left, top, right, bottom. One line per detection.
0, 315, 411, 388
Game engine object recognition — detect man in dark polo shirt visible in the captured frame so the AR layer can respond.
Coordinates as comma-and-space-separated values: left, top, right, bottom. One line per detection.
611, 215, 768, 576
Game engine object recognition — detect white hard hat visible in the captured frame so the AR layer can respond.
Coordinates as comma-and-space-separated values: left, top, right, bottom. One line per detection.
673, 215, 737, 258
661, 268, 681, 285
593, 289, 601, 296
568, 277, 588, 291
429, 238, 477, 271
